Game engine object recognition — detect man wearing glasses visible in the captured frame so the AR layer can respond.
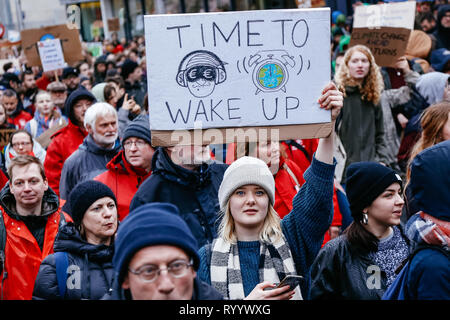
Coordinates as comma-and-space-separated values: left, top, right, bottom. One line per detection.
95, 115, 154, 221
111, 202, 223, 300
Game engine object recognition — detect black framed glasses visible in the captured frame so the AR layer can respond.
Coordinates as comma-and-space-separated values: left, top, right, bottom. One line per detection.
128, 259, 193, 283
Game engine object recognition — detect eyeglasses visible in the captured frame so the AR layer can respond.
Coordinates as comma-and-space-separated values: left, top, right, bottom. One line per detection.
128, 260, 193, 283
123, 140, 147, 149
12, 142, 32, 148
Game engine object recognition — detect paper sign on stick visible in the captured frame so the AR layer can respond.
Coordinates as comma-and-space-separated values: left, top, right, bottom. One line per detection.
21, 24, 83, 67
350, 1, 416, 67
144, 8, 332, 146
38, 39, 66, 72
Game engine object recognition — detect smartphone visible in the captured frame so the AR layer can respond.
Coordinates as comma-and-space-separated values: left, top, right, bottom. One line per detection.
274, 275, 304, 290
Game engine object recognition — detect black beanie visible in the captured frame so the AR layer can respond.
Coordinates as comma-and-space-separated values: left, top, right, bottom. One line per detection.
122, 114, 151, 146
345, 162, 403, 221
121, 59, 139, 80
68, 180, 117, 226
113, 203, 200, 285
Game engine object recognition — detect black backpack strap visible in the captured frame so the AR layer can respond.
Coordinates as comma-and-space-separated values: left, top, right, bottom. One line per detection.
284, 140, 311, 163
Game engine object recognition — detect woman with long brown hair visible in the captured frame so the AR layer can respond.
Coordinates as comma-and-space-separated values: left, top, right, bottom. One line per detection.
334, 45, 389, 181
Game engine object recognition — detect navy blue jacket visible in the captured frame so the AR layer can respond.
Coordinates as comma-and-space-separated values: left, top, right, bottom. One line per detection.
32, 223, 115, 300
406, 247, 450, 299
130, 147, 228, 248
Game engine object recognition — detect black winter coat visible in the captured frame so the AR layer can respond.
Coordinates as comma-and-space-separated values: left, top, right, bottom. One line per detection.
310, 235, 387, 300
32, 223, 115, 300
130, 147, 228, 248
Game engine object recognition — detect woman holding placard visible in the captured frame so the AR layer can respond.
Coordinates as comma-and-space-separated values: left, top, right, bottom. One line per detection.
196, 83, 344, 300
334, 45, 390, 182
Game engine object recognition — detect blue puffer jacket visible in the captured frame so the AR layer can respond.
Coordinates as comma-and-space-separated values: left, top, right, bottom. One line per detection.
59, 134, 121, 200
32, 223, 115, 300
130, 147, 228, 248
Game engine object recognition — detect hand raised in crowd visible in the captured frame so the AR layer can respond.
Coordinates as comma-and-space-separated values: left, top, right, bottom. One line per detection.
394, 56, 411, 74
244, 281, 295, 300
122, 93, 141, 115
318, 82, 344, 121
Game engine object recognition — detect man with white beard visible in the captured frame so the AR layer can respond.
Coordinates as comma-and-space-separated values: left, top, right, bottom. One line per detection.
59, 102, 121, 201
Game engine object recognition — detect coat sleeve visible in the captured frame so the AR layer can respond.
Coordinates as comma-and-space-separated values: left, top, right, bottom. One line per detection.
281, 156, 335, 276
59, 154, 77, 201
44, 137, 64, 197
310, 240, 342, 299
32, 254, 61, 300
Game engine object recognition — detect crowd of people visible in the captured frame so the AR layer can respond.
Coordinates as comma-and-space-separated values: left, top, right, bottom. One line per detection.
0, 0, 449, 301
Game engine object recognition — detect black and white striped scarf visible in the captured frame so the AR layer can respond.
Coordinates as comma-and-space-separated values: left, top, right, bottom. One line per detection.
209, 235, 302, 300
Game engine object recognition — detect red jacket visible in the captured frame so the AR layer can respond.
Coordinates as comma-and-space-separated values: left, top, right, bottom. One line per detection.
8, 110, 32, 129
281, 139, 319, 173
44, 120, 87, 197
94, 150, 151, 221
0, 205, 71, 300
274, 157, 305, 219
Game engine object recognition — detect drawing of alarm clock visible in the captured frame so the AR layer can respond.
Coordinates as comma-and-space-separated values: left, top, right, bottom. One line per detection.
248, 50, 296, 95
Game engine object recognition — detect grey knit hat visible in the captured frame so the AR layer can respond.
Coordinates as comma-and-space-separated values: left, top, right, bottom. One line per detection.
218, 156, 275, 210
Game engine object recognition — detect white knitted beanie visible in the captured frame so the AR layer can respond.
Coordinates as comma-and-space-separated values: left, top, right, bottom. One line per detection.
218, 156, 275, 210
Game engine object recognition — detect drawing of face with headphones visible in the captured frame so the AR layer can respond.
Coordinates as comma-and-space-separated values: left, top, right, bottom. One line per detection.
176, 50, 227, 98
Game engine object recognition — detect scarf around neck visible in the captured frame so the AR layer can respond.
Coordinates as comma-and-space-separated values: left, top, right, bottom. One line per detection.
209, 235, 302, 300
406, 212, 450, 250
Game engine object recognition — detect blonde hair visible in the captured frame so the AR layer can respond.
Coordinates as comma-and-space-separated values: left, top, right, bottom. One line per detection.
334, 45, 384, 105
218, 199, 283, 244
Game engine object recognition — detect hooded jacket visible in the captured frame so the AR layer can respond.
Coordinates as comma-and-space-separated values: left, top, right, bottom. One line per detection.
130, 147, 228, 248
94, 150, 151, 221
433, 5, 450, 50
4, 139, 47, 169
32, 223, 115, 300
0, 184, 70, 300
59, 134, 121, 201
403, 140, 450, 299
44, 89, 96, 197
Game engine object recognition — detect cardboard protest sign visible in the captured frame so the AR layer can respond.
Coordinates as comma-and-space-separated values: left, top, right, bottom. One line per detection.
350, 1, 416, 67
144, 8, 332, 146
37, 39, 66, 72
21, 24, 83, 67
108, 18, 120, 31
0, 129, 15, 151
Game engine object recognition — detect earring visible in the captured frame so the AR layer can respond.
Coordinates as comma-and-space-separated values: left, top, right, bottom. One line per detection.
362, 213, 369, 225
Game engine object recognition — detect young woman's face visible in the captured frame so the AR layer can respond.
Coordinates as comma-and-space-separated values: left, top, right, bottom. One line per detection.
229, 184, 269, 231
35, 93, 54, 116
347, 50, 370, 81
364, 183, 404, 228
256, 141, 280, 175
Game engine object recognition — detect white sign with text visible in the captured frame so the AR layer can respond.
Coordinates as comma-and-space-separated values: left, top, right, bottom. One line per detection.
353, 1, 416, 29
144, 8, 331, 131
37, 39, 66, 72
